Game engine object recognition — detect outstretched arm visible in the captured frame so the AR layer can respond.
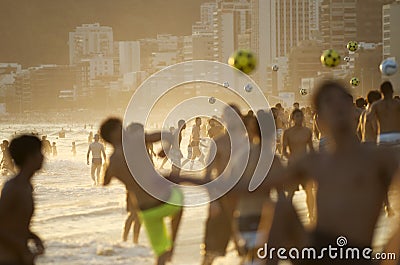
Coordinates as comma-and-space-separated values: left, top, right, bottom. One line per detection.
86, 146, 91, 165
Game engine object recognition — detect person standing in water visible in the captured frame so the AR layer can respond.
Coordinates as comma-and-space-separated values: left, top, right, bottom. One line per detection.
1, 140, 15, 175
52, 142, 57, 157
71, 142, 77, 157
0, 135, 45, 265
87, 134, 106, 185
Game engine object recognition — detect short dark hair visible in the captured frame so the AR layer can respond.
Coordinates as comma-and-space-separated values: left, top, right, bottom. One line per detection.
9, 135, 42, 167
355, 97, 366, 108
291, 109, 304, 120
380, 81, 393, 95
293, 102, 300, 107
312, 80, 351, 112
100, 118, 122, 144
367, 90, 381, 104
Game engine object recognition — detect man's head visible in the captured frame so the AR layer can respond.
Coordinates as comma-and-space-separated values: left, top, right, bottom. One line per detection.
178, 119, 186, 130
380, 81, 394, 98
94, 134, 100, 142
313, 80, 353, 134
367, 90, 381, 105
291, 109, 304, 126
195, 117, 202, 126
293, 102, 300, 109
2, 140, 9, 147
100, 118, 123, 146
355, 97, 366, 109
275, 103, 282, 110
9, 135, 43, 172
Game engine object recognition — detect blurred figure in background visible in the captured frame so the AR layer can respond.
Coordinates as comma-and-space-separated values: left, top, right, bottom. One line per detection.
282, 109, 315, 222
87, 134, 106, 185
41, 136, 51, 156
52, 142, 57, 157
71, 141, 77, 157
88, 131, 93, 143
1, 140, 15, 175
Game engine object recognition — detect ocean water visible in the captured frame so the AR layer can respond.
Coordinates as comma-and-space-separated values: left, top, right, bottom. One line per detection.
0, 123, 242, 265
0, 123, 398, 265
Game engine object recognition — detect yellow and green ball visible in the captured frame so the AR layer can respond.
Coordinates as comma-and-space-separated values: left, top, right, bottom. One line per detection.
228, 49, 257, 74
350, 77, 360, 87
321, 49, 341, 67
347, 41, 359, 52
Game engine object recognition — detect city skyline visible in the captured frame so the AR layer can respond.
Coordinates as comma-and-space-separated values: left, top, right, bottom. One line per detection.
1, 0, 399, 114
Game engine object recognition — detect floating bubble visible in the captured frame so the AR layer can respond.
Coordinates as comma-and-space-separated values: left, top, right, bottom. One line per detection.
244, 84, 253, 92
208, 97, 216, 104
223, 81, 230, 88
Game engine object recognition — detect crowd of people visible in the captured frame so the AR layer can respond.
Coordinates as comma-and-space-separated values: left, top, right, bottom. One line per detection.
0, 80, 399, 265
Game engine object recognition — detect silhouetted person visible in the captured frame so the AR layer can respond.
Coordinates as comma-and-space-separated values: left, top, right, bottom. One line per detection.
87, 134, 106, 185
41, 136, 51, 156
71, 142, 76, 157
0, 135, 45, 265
52, 142, 57, 157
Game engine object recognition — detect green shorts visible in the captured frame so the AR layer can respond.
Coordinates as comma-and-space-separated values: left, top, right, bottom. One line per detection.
139, 188, 183, 256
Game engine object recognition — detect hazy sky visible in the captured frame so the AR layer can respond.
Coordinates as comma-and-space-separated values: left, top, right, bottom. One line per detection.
0, 0, 204, 67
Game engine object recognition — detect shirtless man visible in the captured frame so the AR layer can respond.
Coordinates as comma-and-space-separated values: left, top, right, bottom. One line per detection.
272, 107, 286, 154
188, 117, 205, 169
86, 134, 106, 185
313, 112, 329, 152
0, 135, 45, 265
267, 81, 399, 265
100, 118, 183, 265
201, 105, 239, 265
358, 90, 381, 143
165, 120, 187, 177
370, 81, 400, 148
282, 109, 315, 222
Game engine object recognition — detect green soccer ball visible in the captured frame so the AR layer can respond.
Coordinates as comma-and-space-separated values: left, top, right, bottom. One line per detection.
228, 49, 257, 74
321, 49, 341, 67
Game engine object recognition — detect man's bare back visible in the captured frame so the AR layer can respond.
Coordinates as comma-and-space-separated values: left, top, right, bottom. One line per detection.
105, 145, 167, 211
371, 98, 400, 134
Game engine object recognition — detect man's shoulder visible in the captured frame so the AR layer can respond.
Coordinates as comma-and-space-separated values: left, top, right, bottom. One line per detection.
1, 178, 23, 196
